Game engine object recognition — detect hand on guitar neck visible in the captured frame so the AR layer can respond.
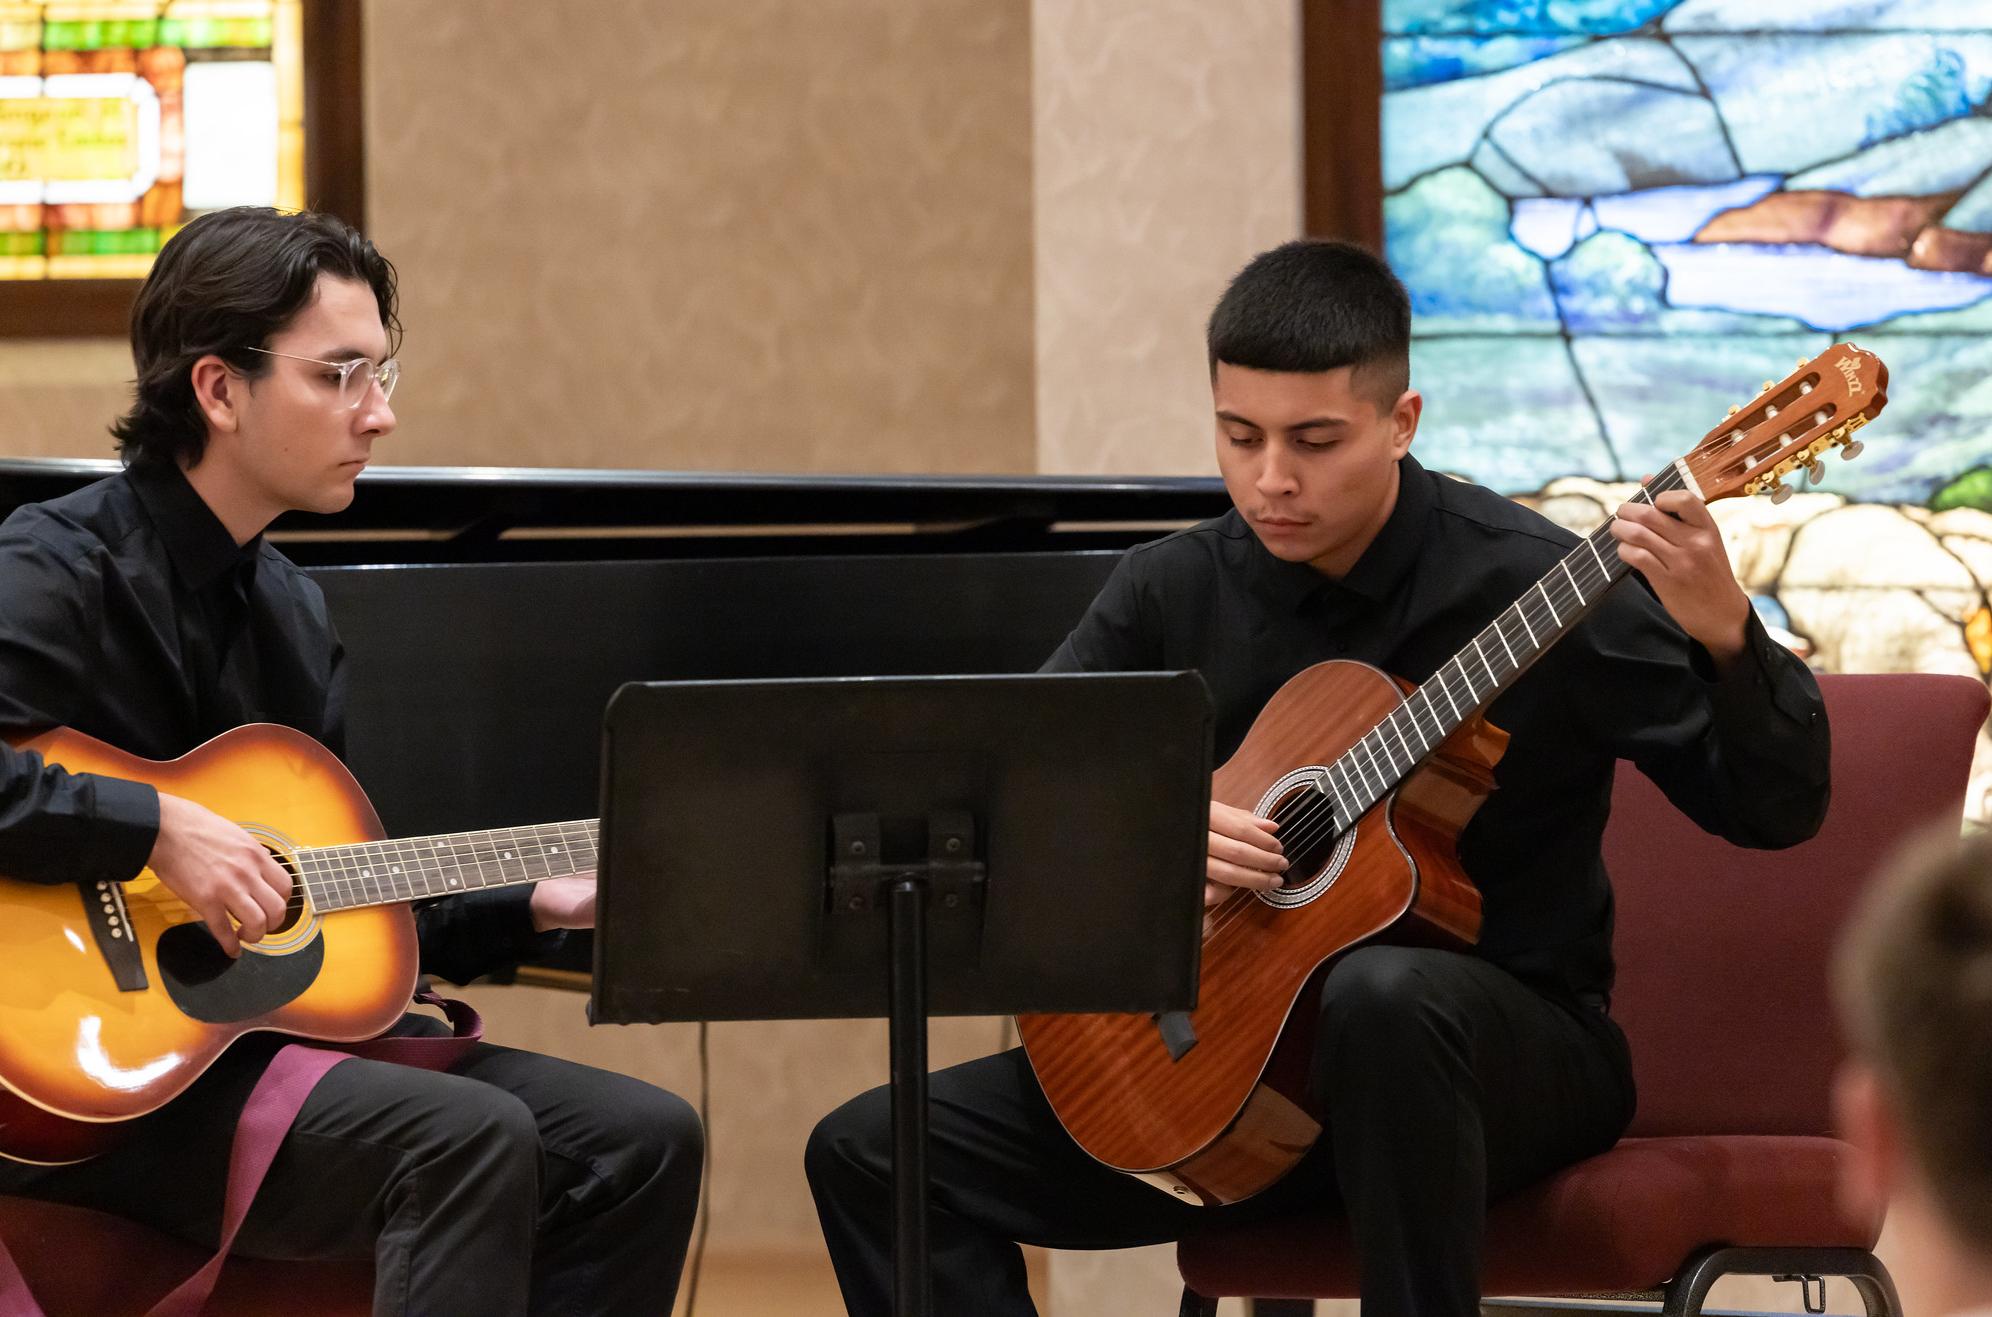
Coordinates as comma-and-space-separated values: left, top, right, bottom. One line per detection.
148, 792, 294, 957
1611, 485, 1752, 669
529, 874, 598, 931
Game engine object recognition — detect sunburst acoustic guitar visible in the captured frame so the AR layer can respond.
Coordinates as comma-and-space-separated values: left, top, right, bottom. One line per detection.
0, 724, 595, 1165
1016, 343, 1889, 1206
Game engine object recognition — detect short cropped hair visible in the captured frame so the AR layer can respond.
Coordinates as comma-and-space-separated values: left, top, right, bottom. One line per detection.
112, 207, 400, 468
1205, 239, 1411, 408
1833, 829, 1992, 1250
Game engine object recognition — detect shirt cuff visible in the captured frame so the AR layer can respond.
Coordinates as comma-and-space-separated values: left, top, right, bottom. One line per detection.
415, 885, 568, 985
91, 775, 160, 883
1701, 610, 1821, 729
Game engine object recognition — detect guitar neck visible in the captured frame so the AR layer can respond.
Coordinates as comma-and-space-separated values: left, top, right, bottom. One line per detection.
1317, 464, 1691, 822
295, 820, 600, 912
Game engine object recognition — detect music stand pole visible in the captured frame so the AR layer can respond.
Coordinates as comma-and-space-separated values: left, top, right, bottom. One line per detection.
888, 877, 931, 1317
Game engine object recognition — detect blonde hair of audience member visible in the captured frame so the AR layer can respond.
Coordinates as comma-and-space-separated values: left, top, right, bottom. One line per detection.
1833, 830, 1992, 1316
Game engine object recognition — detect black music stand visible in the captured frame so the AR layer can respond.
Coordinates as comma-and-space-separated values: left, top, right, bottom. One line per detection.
589, 672, 1212, 1317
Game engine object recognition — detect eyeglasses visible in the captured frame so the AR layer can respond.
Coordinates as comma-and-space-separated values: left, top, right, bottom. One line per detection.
244, 347, 400, 410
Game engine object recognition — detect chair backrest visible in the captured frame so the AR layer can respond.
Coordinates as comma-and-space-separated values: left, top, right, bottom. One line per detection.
1605, 672, 1987, 1138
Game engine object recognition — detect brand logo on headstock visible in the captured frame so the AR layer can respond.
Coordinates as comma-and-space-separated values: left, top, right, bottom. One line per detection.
1834, 355, 1864, 395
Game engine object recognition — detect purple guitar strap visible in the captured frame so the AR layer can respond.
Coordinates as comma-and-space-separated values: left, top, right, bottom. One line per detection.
0, 991, 483, 1317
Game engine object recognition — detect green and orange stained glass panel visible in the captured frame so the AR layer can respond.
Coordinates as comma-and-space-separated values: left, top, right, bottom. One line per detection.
0, 0, 303, 280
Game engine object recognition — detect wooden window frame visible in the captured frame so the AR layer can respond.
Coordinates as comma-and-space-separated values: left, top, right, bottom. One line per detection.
0, 0, 364, 339
1301, 0, 1384, 249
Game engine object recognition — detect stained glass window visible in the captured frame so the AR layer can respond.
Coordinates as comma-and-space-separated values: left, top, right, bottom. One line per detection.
1384, 0, 1992, 815
0, 0, 303, 281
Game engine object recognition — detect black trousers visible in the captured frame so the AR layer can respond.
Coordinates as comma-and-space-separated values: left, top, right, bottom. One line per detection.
0, 1013, 704, 1316
807, 946, 1635, 1317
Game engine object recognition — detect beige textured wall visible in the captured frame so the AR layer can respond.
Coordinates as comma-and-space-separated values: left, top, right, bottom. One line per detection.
1032, 0, 1303, 478
0, 340, 131, 459
365, 0, 1034, 473
1028, 2, 1303, 1303
0, 0, 1035, 475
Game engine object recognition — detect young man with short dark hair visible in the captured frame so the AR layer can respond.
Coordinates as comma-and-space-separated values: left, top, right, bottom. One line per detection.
1835, 832, 1992, 1316
0, 206, 702, 1316
806, 239, 1830, 1315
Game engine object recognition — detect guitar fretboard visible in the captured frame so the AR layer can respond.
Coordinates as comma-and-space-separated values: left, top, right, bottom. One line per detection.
1311, 466, 1688, 825
293, 821, 599, 911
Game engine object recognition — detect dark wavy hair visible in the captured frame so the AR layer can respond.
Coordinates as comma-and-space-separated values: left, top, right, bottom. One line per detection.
112, 207, 400, 467
1206, 239, 1411, 408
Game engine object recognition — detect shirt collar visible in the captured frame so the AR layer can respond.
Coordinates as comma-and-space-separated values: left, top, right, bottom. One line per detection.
1239, 452, 1437, 613
127, 459, 261, 591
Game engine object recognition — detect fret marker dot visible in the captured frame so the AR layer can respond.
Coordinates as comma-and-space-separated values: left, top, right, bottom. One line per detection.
503, 852, 513, 860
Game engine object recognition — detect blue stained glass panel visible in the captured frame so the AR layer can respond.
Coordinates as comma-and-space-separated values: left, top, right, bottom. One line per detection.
1382, 0, 1992, 509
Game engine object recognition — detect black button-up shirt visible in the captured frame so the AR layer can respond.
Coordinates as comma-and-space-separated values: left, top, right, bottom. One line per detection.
1044, 454, 1828, 1002
0, 460, 548, 984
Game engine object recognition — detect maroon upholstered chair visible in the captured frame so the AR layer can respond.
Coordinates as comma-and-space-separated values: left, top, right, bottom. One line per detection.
1178, 671, 1990, 1317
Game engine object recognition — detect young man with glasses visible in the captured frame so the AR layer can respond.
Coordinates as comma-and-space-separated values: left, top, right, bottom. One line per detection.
0, 206, 702, 1316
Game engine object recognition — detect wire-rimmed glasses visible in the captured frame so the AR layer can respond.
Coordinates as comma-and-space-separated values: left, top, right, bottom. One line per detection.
244, 347, 400, 410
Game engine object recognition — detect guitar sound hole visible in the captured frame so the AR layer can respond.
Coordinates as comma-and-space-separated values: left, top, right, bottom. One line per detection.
1269, 786, 1340, 888
266, 848, 305, 936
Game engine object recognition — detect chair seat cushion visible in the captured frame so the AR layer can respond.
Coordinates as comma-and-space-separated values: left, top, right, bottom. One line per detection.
0, 1194, 372, 1317
1178, 1135, 1882, 1299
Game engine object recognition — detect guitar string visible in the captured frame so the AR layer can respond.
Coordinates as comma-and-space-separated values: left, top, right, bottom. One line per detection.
104, 827, 609, 947
302, 839, 598, 914
1274, 488, 1650, 861
301, 822, 598, 911
1207, 461, 1685, 937
1248, 517, 1626, 879
319, 822, 599, 908
308, 821, 598, 906
1204, 526, 1623, 945
1200, 489, 1659, 945
113, 823, 600, 987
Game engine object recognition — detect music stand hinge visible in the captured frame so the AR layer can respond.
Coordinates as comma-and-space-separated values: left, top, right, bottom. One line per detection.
828, 811, 986, 915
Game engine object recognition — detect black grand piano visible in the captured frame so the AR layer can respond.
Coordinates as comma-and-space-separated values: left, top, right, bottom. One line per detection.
0, 459, 1227, 973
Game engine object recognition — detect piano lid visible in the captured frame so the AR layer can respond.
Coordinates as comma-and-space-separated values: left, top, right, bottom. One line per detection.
0, 459, 1231, 566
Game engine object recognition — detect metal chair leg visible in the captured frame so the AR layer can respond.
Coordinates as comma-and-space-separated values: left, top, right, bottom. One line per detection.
1661, 1246, 1902, 1317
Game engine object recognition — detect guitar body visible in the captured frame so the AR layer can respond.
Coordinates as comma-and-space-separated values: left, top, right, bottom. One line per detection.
1016, 659, 1505, 1205
0, 724, 418, 1164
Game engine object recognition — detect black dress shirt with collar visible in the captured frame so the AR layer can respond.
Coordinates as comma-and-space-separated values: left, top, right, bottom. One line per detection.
1043, 453, 1829, 1003
0, 459, 552, 984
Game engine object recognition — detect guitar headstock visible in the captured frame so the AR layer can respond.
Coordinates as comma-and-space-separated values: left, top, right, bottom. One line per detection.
1679, 344, 1888, 505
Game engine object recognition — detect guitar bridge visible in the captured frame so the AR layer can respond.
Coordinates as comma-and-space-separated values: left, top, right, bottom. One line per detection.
83, 879, 147, 992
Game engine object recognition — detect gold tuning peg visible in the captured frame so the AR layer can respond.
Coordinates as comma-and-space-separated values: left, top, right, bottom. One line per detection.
1798, 358, 1810, 369
1840, 438, 1865, 461
1805, 459, 1823, 487
1726, 404, 1741, 416
1761, 379, 1775, 392
1770, 480, 1794, 504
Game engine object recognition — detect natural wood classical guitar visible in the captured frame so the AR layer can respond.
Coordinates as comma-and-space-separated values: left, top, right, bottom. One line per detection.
1016, 344, 1889, 1206
0, 723, 595, 1164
